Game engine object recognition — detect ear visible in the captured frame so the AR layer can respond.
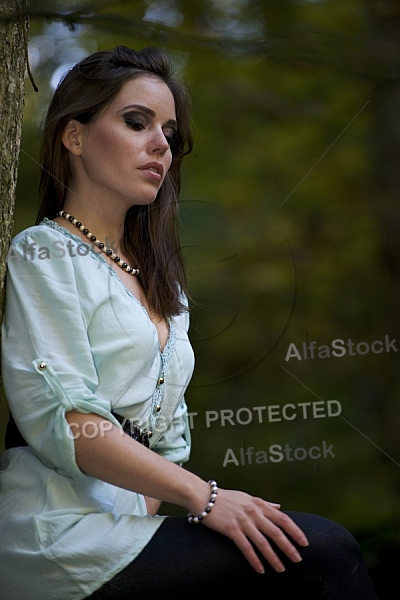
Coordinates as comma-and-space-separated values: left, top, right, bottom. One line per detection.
62, 119, 83, 156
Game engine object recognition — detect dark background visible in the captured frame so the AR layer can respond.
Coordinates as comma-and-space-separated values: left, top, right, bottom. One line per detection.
2, 1, 400, 597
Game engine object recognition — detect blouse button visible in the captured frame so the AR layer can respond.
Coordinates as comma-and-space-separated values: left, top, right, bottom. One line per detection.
38, 361, 47, 370
157, 377, 164, 385
155, 404, 161, 413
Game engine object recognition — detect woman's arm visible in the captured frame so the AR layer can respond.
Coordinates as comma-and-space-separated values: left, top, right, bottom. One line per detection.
144, 497, 162, 516
66, 410, 309, 575
66, 410, 212, 509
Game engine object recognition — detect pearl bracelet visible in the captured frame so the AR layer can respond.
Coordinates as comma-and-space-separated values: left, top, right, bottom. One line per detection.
187, 480, 218, 524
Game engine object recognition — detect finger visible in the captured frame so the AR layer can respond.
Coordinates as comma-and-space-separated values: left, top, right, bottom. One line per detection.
247, 528, 289, 573
229, 515, 295, 574
232, 529, 284, 574
269, 510, 309, 547
229, 498, 308, 565
254, 499, 309, 548
257, 520, 304, 565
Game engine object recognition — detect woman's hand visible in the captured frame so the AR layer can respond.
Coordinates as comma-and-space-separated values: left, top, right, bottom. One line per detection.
201, 488, 309, 574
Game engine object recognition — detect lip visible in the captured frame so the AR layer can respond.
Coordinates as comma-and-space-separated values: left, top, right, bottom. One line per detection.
138, 162, 164, 181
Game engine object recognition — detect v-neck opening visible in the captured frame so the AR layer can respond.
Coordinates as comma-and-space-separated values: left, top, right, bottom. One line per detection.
40, 218, 173, 354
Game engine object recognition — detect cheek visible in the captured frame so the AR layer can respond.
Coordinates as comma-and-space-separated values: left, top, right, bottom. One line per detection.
87, 127, 129, 164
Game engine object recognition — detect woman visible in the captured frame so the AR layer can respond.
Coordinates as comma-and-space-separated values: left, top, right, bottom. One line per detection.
0, 46, 378, 599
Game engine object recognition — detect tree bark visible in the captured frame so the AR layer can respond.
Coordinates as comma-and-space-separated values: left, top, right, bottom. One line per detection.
0, 0, 28, 384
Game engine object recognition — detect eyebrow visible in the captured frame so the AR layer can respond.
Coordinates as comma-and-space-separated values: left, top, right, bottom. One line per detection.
121, 104, 178, 129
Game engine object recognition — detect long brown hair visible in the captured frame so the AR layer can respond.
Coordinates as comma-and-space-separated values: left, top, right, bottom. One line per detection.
37, 46, 193, 318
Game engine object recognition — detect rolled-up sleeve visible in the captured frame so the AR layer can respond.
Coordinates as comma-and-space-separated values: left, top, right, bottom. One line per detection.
2, 230, 121, 479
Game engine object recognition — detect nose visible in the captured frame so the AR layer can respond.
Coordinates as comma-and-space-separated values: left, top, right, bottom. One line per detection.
150, 127, 170, 156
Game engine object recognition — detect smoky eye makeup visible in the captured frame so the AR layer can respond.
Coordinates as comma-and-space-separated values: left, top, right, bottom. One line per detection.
163, 126, 177, 146
122, 110, 177, 146
122, 111, 147, 130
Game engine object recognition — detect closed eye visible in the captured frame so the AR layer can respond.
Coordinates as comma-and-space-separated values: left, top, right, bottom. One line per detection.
163, 125, 178, 148
124, 118, 145, 131
122, 110, 177, 148
122, 110, 147, 130
164, 132, 175, 146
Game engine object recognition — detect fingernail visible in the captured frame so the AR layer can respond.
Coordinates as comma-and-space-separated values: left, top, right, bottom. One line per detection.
293, 554, 302, 563
276, 564, 286, 573
301, 536, 309, 546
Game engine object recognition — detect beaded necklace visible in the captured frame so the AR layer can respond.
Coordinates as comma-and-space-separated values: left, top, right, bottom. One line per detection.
58, 210, 139, 276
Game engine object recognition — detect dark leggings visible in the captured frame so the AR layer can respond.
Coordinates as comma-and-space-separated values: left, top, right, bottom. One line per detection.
87, 511, 378, 599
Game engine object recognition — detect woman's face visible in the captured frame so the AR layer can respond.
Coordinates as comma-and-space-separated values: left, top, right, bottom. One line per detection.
66, 75, 177, 209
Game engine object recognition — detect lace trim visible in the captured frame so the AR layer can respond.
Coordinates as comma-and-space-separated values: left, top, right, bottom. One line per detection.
148, 321, 176, 434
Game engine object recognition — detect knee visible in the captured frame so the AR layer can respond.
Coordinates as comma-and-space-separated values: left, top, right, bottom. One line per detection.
301, 513, 362, 565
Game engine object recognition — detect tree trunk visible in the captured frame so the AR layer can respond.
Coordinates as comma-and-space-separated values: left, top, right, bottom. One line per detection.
0, 0, 28, 379
0, 0, 28, 452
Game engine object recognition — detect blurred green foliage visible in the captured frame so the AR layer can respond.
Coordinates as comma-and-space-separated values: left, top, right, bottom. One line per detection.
2, 1, 400, 592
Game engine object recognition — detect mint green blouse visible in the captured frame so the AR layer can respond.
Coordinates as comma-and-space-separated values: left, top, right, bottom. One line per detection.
0, 220, 195, 600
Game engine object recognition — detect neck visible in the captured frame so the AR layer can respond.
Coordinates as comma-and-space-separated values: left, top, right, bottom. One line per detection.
62, 195, 126, 251
57, 209, 140, 276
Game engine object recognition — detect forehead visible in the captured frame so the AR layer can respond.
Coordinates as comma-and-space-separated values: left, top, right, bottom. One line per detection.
107, 75, 176, 118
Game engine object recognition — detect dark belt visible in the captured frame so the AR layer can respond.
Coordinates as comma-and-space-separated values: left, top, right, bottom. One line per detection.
5, 413, 28, 449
